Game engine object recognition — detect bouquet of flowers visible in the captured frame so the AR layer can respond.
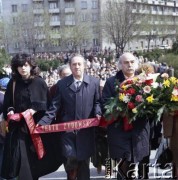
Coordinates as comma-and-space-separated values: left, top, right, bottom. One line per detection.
104, 72, 178, 124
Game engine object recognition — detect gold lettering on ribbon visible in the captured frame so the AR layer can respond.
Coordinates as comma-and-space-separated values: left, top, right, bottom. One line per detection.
75, 122, 78, 129
64, 123, 67, 130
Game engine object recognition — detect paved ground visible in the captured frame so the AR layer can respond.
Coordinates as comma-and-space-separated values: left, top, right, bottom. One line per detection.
39, 150, 173, 180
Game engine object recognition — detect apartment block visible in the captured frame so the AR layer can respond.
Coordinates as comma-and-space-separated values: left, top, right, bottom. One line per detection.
1, 0, 178, 54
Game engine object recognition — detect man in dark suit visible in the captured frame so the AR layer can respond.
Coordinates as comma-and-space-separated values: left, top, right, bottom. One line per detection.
38, 54, 101, 180
102, 52, 150, 179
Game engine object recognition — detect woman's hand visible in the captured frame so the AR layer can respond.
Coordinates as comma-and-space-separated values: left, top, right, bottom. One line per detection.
28, 109, 36, 115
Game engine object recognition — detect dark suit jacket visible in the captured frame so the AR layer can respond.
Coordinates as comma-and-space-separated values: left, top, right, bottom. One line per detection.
39, 74, 101, 160
102, 70, 150, 163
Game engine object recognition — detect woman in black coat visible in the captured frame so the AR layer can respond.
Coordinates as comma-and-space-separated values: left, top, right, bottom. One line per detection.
1, 54, 59, 180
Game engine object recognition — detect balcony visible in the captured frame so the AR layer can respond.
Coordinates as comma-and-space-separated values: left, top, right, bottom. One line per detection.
173, 12, 178, 16
65, 8, 75, 13
34, 22, 44, 27
35, 34, 45, 39
167, 2, 174, 7
33, 9, 44, 14
49, 8, 60, 13
50, 21, 60, 26
151, 10, 157, 15
65, 21, 75, 25
50, 33, 61, 39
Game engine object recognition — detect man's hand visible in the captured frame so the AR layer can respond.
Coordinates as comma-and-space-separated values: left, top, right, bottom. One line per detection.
96, 114, 101, 120
7, 110, 14, 116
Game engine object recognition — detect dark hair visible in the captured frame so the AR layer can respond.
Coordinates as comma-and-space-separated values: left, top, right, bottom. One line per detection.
11, 53, 40, 79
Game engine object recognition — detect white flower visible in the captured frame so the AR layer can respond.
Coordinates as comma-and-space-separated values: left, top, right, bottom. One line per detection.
161, 73, 169, 79
146, 73, 160, 82
152, 82, 159, 89
143, 86, 151, 93
123, 95, 130, 103
172, 88, 178, 96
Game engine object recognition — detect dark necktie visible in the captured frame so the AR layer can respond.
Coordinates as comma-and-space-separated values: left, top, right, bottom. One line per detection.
75, 81, 81, 90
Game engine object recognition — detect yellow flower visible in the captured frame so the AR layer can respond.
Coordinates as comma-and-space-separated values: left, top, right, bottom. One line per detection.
132, 108, 138, 114
121, 85, 127, 91
169, 77, 177, 85
119, 93, 125, 101
132, 77, 138, 83
171, 95, 178, 101
146, 94, 154, 103
163, 79, 170, 88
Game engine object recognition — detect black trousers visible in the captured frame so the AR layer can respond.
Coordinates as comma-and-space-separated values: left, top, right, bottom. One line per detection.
64, 158, 90, 180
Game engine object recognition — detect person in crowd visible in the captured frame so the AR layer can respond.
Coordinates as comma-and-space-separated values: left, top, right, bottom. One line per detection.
101, 52, 150, 179
0, 77, 10, 177
49, 64, 72, 116
1, 53, 59, 180
37, 54, 102, 180
50, 64, 71, 97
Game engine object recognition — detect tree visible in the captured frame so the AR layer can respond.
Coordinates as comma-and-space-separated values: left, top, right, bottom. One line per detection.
0, 20, 10, 53
60, 12, 93, 52
9, 8, 51, 54
101, 0, 141, 53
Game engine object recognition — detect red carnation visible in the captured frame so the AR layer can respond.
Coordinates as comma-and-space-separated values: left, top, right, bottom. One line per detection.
126, 80, 133, 84
126, 88, 136, 95
145, 79, 153, 86
127, 102, 135, 109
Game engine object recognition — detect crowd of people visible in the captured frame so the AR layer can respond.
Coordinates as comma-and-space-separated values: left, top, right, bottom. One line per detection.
0, 50, 177, 180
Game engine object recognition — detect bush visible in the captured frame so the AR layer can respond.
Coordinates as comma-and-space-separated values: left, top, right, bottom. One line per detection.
172, 41, 178, 54
0, 48, 11, 75
139, 49, 163, 61
158, 53, 178, 77
36, 59, 62, 71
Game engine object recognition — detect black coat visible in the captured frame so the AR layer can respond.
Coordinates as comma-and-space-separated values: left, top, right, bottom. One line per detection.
102, 70, 150, 163
1, 77, 60, 180
39, 74, 102, 160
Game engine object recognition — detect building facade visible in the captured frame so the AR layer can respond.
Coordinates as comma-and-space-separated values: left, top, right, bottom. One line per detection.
1, 0, 178, 54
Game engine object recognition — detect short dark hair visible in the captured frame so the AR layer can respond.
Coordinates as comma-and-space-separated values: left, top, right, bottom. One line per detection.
11, 53, 40, 79
68, 54, 86, 65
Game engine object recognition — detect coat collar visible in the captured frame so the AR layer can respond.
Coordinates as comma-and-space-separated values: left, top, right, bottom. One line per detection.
67, 73, 90, 92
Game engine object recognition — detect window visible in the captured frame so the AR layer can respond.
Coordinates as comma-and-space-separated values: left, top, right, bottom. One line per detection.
81, 1, 87, 9
12, 17, 18, 24
49, 2, 58, 9
81, 13, 87, 22
38, 41, 44, 48
82, 39, 88, 46
65, 14, 75, 22
52, 28, 60, 33
93, 38, 99, 46
92, 13, 98, 21
50, 15, 60, 22
22, 4, 28, 12
65, 2, 74, 8
33, 3, 43, 9
51, 39, 60, 47
92, 0, 98, 9
34, 15, 43, 22
14, 42, 20, 49
12, 5, 17, 13
92, 26, 98, 34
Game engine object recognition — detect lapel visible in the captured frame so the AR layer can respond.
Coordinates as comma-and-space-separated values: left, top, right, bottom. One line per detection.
67, 73, 90, 92
67, 75, 76, 92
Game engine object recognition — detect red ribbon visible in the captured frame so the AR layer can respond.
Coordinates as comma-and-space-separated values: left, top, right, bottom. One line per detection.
99, 116, 133, 131
34, 118, 100, 134
8, 111, 45, 159
7, 110, 100, 159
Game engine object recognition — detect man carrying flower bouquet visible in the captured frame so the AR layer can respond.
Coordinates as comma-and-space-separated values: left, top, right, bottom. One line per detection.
101, 52, 150, 179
